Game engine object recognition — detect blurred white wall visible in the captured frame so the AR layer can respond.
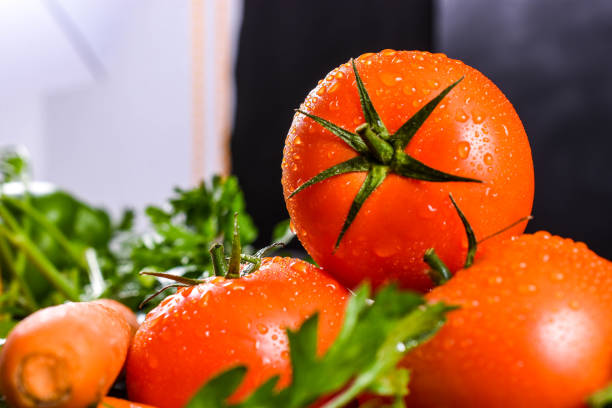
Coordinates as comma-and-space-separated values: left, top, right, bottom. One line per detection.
0, 0, 242, 217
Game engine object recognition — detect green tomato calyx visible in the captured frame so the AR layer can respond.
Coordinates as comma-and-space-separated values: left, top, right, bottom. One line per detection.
290, 58, 481, 249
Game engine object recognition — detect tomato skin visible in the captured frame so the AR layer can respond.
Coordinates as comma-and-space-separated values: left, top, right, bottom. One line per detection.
402, 232, 612, 407
126, 257, 348, 408
282, 50, 534, 292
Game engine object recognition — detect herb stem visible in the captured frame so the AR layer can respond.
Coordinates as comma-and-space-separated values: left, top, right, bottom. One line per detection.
0, 223, 79, 301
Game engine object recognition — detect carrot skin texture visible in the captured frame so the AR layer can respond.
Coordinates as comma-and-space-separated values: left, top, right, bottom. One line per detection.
93, 299, 140, 335
0, 302, 132, 408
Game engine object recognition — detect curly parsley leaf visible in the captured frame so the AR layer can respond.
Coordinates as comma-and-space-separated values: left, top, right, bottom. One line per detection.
186, 285, 455, 408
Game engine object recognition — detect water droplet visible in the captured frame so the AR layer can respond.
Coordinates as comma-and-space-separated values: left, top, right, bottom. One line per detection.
294, 136, 302, 145
379, 72, 401, 86
457, 141, 470, 159
455, 109, 468, 122
483, 153, 493, 165
569, 300, 580, 310
256, 324, 268, 334
374, 243, 398, 258
551, 272, 564, 281
402, 85, 416, 95
316, 87, 326, 96
328, 82, 340, 93
427, 79, 440, 89
291, 261, 308, 274
472, 110, 486, 124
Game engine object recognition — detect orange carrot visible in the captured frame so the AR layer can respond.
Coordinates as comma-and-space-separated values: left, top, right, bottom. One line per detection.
98, 396, 158, 408
93, 299, 139, 335
0, 301, 132, 408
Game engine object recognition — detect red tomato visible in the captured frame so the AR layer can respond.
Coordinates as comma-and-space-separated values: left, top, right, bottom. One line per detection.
282, 50, 534, 292
402, 232, 612, 407
126, 257, 348, 408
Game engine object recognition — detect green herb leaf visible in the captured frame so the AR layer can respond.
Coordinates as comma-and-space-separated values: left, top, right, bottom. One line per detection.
186, 284, 454, 408
124, 175, 257, 308
271, 219, 295, 246
186, 366, 248, 408
587, 383, 612, 408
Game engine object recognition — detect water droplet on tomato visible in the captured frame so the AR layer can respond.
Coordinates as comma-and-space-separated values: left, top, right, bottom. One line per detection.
294, 136, 302, 145
569, 300, 580, 310
379, 72, 401, 86
327, 82, 340, 93
483, 153, 493, 165
374, 244, 398, 258
454, 109, 468, 123
403, 85, 416, 95
551, 272, 564, 281
457, 141, 470, 159
472, 110, 486, 124
316, 87, 326, 96
427, 79, 440, 89
256, 324, 268, 334
291, 261, 308, 274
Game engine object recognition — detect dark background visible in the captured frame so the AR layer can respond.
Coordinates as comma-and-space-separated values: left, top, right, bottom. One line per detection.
232, 0, 612, 259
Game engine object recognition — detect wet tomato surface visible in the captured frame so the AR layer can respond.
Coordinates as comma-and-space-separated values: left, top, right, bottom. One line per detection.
402, 232, 612, 407
126, 257, 348, 408
282, 50, 534, 292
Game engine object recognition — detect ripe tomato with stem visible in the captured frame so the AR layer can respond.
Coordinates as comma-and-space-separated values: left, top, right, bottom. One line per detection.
400, 197, 612, 407
126, 216, 349, 408
282, 50, 534, 292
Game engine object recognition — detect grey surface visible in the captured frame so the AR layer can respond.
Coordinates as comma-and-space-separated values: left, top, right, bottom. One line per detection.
438, 0, 612, 258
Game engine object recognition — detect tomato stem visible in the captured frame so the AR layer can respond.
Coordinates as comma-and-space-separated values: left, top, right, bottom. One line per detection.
290, 61, 481, 249
424, 248, 452, 286
226, 214, 242, 279
209, 243, 228, 277
355, 123, 393, 164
